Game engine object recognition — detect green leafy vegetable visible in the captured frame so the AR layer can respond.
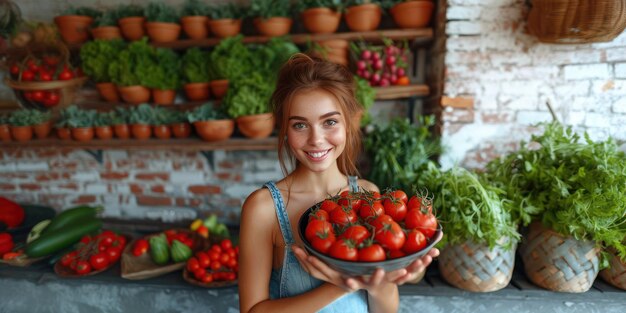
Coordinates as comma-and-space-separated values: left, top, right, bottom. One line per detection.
80, 39, 126, 83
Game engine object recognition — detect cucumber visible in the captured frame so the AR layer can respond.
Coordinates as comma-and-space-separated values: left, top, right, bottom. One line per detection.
25, 218, 102, 258
42, 205, 103, 236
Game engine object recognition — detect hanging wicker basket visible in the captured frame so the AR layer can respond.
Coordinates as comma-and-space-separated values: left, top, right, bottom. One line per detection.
439, 239, 516, 292
520, 221, 600, 292
599, 248, 626, 290
4, 77, 88, 111
527, 0, 626, 44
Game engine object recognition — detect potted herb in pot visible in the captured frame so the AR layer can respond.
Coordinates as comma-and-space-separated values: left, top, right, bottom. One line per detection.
30, 110, 53, 139
116, 4, 145, 41
108, 38, 155, 104
170, 110, 192, 138
207, 3, 245, 38
0, 114, 10, 142
7, 109, 52, 141
345, 0, 382, 31
144, 48, 181, 105
207, 36, 253, 99
381, 0, 434, 29
80, 39, 126, 102
152, 106, 175, 139
128, 103, 155, 140
144, 1, 181, 43
54, 109, 71, 140
181, 48, 211, 101
91, 9, 122, 40
187, 103, 234, 142
223, 71, 275, 139
297, 0, 343, 34
180, 0, 210, 39
111, 107, 131, 139
93, 111, 115, 140
250, 0, 293, 37
54, 6, 101, 44
62, 105, 97, 142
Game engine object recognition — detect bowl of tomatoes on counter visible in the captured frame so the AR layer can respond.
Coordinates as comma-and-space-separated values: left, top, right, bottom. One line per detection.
298, 189, 442, 276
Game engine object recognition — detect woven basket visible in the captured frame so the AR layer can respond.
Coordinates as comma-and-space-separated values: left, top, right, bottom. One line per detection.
520, 221, 600, 292
527, 0, 626, 44
4, 77, 88, 110
439, 239, 516, 292
599, 248, 626, 290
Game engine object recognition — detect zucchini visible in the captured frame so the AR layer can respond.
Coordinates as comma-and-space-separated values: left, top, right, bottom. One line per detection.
42, 205, 103, 236
149, 234, 170, 265
25, 218, 102, 258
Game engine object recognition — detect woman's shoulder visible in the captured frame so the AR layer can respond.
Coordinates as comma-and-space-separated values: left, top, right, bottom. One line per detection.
356, 178, 379, 193
243, 186, 274, 212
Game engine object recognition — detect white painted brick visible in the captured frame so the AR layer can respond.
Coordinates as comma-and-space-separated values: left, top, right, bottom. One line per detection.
570, 96, 594, 111
616, 63, 626, 78
71, 171, 100, 181
242, 171, 281, 184
511, 66, 559, 80
0, 163, 16, 172
104, 150, 128, 161
606, 47, 626, 62
445, 80, 483, 96
446, 52, 487, 66
563, 111, 586, 126
447, 36, 483, 52
480, 7, 523, 22
170, 171, 205, 184
254, 159, 280, 171
446, 21, 482, 35
613, 97, 626, 113
499, 95, 538, 110
591, 79, 626, 95
584, 113, 611, 128
85, 183, 108, 194
482, 33, 524, 51
147, 160, 173, 170
516, 111, 554, 125
554, 81, 591, 97
489, 53, 532, 67
224, 184, 258, 199
531, 50, 603, 66
499, 81, 541, 96
115, 184, 131, 194
563, 64, 610, 80
16, 162, 49, 172
477, 88, 499, 110
447, 6, 481, 20
584, 128, 609, 142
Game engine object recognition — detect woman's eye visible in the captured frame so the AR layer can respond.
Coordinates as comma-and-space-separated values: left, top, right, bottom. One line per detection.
292, 122, 306, 130
324, 119, 338, 126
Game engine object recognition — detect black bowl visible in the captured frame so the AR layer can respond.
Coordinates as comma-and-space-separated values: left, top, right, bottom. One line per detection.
298, 202, 442, 276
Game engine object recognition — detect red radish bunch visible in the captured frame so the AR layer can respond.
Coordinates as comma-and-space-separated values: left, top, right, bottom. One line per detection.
353, 40, 410, 87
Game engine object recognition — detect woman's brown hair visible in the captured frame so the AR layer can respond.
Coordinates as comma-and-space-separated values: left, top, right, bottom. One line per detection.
270, 53, 363, 177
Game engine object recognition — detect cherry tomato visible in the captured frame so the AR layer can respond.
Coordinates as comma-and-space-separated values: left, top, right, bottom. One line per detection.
358, 200, 384, 220
309, 229, 336, 254
329, 206, 357, 226
220, 239, 232, 250
405, 208, 438, 239
58, 69, 74, 80
208, 250, 220, 262
387, 190, 408, 204
319, 199, 339, 213
193, 267, 206, 280
388, 249, 406, 259
60, 251, 78, 267
328, 239, 358, 261
105, 246, 123, 263
39, 72, 52, 81
305, 219, 334, 242
210, 261, 222, 271
308, 208, 329, 222
383, 198, 407, 222
201, 273, 213, 283
373, 216, 406, 251
219, 252, 230, 264
32, 90, 44, 102
358, 244, 386, 262
89, 252, 110, 270
132, 238, 149, 256
21, 70, 35, 81
402, 229, 427, 254
196, 252, 211, 268
337, 190, 363, 211
75, 260, 92, 275
187, 257, 200, 272
10, 65, 19, 75
114, 235, 127, 248
396, 76, 410, 86
407, 196, 428, 211
339, 225, 370, 245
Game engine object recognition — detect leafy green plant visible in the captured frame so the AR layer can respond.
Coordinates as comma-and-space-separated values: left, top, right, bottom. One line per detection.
151, 106, 179, 125
208, 35, 253, 80
144, 48, 181, 90
181, 0, 209, 16
108, 38, 156, 86
486, 122, 626, 264
186, 103, 229, 123
128, 103, 156, 125
364, 117, 443, 192
181, 48, 210, 83
111, 107, 129, 125
93, 9, 118, 27
296, 0, 344, 12
170, 110, 189, 124
354, 76, 374, 126
346, 0, 380, 6
249, 37, 300, 78
379, 0, 405, 9
115, 4, 144, 18
61, 6, 102, 18
59, 106, 96, 128
94, 111, 115, 127
250, 0, 291, 19
0, 114, 8, 125
208, 3, 245, 20
80, 39, 126, 83
223, 71, 274, 118
145, 2, 179, 23
8, 109, 51, 126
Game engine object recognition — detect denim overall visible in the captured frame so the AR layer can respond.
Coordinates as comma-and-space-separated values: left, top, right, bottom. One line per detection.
265, 176, 368, 312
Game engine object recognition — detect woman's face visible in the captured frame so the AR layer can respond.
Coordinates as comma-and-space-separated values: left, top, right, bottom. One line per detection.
286, 89, 347, 173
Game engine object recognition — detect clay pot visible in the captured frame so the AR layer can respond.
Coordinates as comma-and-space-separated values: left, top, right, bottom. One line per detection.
236, 113, 275, 139
54, 15, 93, 44
0, 124, 10, 141
184, 82, 210, 101
114, 124, 131, 139
153, 125, 172, 139
96, 82, 120, 102
131, 124, 152, 140
253, 17, 292, 37
209, 79, 229, 99
390, 1, 434, 29
118, 85, 151, 104
33, 121, 52, 139
345, 4, 382, 32
301, 8, 341, 34
181, 16, 209, 39
152, 89, 177, 105
72, 127, 94, 142
91, 26, 122, 40
57, 128, 71, 140
208, 19, 242, 38
95, 126, 114, 140
10, 126, 32, 142
145, 22, 181, 43
171, 122, 192, 138
193, 119, 234, 142
118, 17, 146, 41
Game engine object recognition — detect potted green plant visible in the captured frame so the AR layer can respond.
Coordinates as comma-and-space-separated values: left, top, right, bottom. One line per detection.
187, 103, 234, 142
115, 4, 145, 41
144, 1, 181, 43
128, 103, 155, 139
93, 111, 115, 140
207, 3, 245, 38
223, 71, 275, 139
181, 48, 211, 101
0, 114, 10, 141
7, 109, 52, 141
61, 105, 97, 142
144, 48, 181, 105
54, 6, 101, 44
207, 35, 253, 99
111, 107, 131, 139
297, 0, 343, 34
250, 0, 292, 37
54, 109, 71, 140
354, 76, 374, 126
91, 9, 122, 40
170, 110, 192, 138
381, 0, 434, 29
180, 0, 210, 39
345, 0, 382, 31
80, 39, 126, 102
108, 38, 155, 104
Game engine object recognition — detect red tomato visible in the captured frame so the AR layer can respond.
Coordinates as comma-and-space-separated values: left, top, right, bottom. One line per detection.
43, 55, 60, 66
23, 91, 34, 101
374, 218, 406, 251
310, 230, 336, 254
187, 257, 200, 272
32, 90, 44, 102
211, 244, 222, 254
89, 252, 110, 270
328, 239, 358, 261
387, 190, 408, 204
193, 267, 206, 280
98, 232, 115, 247
305, 219, 334, 242
319, 199, 340, 213
219, 252, 230, 264
359, 201, 384, 220
308, 209, 329, 222
105, 246, 122, 263
337, 190, 363, 211
196, 252, 211, 268
402, 229, 427, 254
407, 196, 428, 211
58, 69, 74, 80
114, 235, 127, 248
10, 65, 19, 75
358, 244, 386, 262
339, 225, 370, 245
27, 62, 39, 73
80, 235, 91, 245
329, 207, 357, 226
43, 91, 60, 107
226, 258, 237, 269
60, 251, 78, 267
220, 239, 232, 250
388, 249, 406, 259
405, 208, 438, 238
75, 260, 92, 275
132, 238, 149, 256
370, 214, 395, 231
210, 261, 222, 271
201, 273, 214, 283
21, 70, 35, 81
383, 199, 407, 222
39, 72, 52, 81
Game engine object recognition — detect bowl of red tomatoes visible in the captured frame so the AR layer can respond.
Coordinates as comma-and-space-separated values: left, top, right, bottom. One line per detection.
298, 190, 442, 276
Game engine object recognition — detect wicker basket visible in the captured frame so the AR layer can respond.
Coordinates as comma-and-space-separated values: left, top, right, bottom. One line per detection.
520, 221, 600, 292
599, 248, 626, 290
527, 0, 626, 44
439, 239, 516, 292
4, 77, 88, 110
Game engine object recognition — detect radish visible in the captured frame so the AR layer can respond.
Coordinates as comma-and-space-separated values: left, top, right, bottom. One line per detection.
356, 60, 366, 71
361, 50, 372, 60
373, 59, 383, 70
386, 56, 396, 66
379, 78, 390, 87
397, 68, 405, 77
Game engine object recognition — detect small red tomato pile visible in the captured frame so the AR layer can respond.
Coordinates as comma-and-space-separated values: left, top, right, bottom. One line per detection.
304, 190, 438, 262
185, 239, 238, 284
58, 230, 127, 276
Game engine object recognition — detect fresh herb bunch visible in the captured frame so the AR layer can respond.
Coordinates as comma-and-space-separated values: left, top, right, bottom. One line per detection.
250, 0, 292, 19
152, 106, 180, 125
354, 76, 374, 126
208, 3, 245, 20
111, 107, 129, 125
208, 35, 253, 80
8, 109, 51, 126
223, 71, 274, 118
249, 37, 300, 77
486, 122, 626, 263
296, 0, 344, 12
115, 4, 144, 18
144, 48, 181, 90
128, 104, 156, 125
145, 2, 179, 23
108, 38, 155, 87
187, 103, 229, 123
61, 6, 102, 18
418, 163, 520, 250
94, 111, 114, 127
181, 0, 209, 16
59, 106, 96, 128
181, 48, 210, 83
80, 39, 126, 83
364, 116, 443, 192
93, 9, 118, 27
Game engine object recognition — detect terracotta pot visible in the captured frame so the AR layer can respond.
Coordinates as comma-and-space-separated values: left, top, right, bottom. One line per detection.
153, 125, 172, 139
181, 16, 209, 39
71, 127, 94, 142
152, 89, 177, 105
114, 124, 131, 139
54, 15, 93, 44
345, 4, 382, 32
95, 126, 114, 140
236, 113, 275, 139
208, 19, 242, 38
315, 39, 349, 59
301, 8, 341, 34
171, 122, 192, 138
390, 1, 434, 29
131, 124, 152, 140
193, 119, 234, 142
91, 26, 122, 40
146, 22, 181, 43
118, 16, 146, 41
0, 124, 11, 141
56, 127, 71, 140
209, 79, 229, 99
183, 82, 210, 101
118, 85, 151, 104
96, 82, 120, 102
253, 17, 292, 37
10, 126, 32, 142
33, 121, 52, 139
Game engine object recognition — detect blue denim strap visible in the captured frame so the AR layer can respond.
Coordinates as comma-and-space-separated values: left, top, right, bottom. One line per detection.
264, 181, 295, 245
348, 175, 359, 193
